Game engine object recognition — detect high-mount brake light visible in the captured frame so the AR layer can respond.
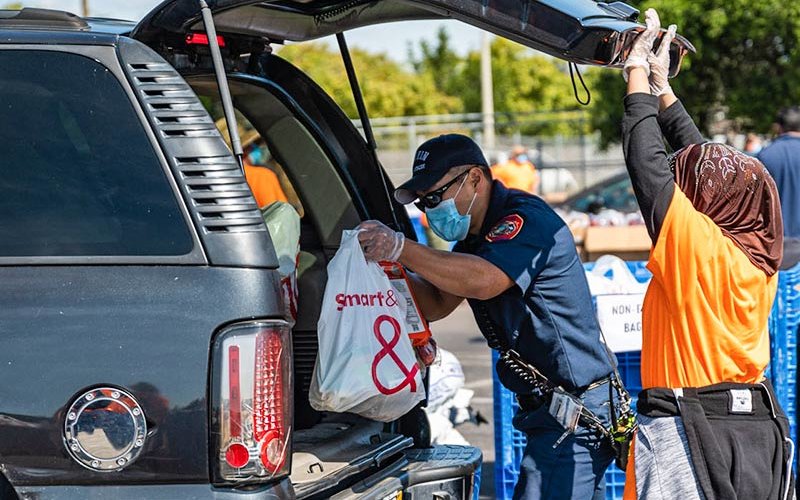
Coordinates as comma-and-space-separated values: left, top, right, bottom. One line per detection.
211, 321, 292, 483
185, 33, 226, 47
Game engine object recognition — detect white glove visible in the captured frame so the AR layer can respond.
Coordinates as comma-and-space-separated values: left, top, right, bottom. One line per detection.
623, 8, 661, 81
647, 24, 678, 96
357, 220, 405, 262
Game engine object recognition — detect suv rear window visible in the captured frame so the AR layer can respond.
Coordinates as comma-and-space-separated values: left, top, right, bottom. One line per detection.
0, 50, 193, 257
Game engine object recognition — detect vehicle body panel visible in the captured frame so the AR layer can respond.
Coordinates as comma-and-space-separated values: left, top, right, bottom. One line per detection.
0, 266, 282, 485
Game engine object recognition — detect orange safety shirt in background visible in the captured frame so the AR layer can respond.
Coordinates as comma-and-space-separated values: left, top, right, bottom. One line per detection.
244, 163, 287, 208
622, 188, 777, 500
491, 160, 539, 194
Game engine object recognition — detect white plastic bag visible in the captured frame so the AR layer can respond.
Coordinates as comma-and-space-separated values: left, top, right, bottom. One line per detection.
309, 230, 424, 422
261, 201, 300, 277
426, 348, 466, 412
261, 202, 301, 323
585, 254, 649, 295
425, 348, 474, 446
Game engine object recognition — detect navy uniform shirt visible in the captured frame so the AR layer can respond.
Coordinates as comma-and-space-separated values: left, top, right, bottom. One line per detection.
454, 181, 615, 394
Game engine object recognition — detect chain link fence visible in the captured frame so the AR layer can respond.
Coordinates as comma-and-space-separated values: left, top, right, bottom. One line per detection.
355, 110, 625, 201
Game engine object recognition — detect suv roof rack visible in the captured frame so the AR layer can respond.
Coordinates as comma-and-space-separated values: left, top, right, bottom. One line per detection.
0, 8, 89, 30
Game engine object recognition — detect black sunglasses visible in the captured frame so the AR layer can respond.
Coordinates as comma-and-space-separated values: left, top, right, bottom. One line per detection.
414, 171, 469, 211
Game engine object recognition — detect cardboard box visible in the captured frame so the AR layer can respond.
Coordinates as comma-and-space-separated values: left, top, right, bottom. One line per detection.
581, 225, 651, 262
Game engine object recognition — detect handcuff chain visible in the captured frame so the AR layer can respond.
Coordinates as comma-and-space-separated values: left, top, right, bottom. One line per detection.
501, 349, 634, 442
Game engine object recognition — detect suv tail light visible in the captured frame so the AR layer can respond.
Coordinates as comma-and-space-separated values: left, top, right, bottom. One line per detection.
211, 321, 292, 483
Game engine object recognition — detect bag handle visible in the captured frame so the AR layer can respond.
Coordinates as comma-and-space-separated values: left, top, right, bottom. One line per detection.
340, 229, 368, 266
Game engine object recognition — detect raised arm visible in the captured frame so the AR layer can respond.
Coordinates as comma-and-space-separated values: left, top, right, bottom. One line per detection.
657, 96, 704, 152
623, 90, 675, 243
620, 10, 692, 242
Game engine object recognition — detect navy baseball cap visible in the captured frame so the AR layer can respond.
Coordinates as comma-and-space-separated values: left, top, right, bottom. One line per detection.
394, 134, 489, 204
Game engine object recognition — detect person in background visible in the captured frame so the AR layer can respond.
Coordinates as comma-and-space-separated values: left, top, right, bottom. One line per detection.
744, 133, 763, 155
758, 106, 800, 269
216, 119, 290, 210
491, 145, 541, 195
242, 139, 288, 209
620, 9, 792, 499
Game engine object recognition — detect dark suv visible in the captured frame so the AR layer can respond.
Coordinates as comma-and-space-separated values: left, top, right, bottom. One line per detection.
0, 2, 685, 498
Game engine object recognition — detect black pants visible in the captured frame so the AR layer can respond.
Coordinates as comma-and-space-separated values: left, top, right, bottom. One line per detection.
639, 380, 795, 500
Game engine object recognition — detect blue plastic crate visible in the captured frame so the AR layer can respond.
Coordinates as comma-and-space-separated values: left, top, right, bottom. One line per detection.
603, 463, 627, 500
614, 352, 643, 409
492, 349, 526, 500
492, 350, 642, 500
768, 263, 800, 467
604, 352, 642, 500
472, 462, 482, 500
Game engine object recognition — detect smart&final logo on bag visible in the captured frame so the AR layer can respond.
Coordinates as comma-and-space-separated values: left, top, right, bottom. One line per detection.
335, 290, 399, 311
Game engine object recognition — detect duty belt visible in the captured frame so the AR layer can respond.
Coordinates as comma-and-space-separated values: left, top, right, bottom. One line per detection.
501, 349, 636, 468
501, 349, 613, 435
517, 376, 611, 411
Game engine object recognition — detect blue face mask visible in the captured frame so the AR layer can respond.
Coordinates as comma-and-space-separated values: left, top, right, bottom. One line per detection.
247, 146, 264, 165
515, 154, 529, 163
426, 176, 477, 242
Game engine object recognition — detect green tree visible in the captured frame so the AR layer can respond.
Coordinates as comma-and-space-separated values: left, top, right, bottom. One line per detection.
457, 37, 592, 135
276, 42, 460, 118
586, 71, 627, 150
408, 27, 464, 100
590, 0, 800, 147
3, 2, 23, 8
278, 34, 593, 136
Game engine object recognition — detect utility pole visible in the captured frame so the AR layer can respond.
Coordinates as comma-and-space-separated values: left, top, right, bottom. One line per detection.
81, 0, 89, 17
480, 31, 496, 151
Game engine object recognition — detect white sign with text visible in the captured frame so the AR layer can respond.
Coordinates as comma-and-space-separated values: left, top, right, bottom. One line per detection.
596, 293, 644, 353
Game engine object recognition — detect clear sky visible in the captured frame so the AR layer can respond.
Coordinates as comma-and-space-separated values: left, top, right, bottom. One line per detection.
10, 0, 485, 63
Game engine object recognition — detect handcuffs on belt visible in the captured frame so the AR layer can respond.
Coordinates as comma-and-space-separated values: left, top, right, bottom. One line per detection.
501, 349, 636, 470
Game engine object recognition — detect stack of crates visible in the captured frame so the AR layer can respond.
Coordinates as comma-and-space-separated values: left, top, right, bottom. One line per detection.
491, 262, 800, 500
768, 264, 800, 464
491, 349, 527, 500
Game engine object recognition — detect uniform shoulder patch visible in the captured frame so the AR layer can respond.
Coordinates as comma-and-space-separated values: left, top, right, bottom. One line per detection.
486, 214, 524, 242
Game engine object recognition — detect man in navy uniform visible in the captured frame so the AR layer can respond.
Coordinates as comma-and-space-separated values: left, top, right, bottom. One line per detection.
358, 134, 620, 499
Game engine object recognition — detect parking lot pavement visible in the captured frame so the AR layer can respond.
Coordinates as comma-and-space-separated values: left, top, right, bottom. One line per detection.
430, 302, 497, 499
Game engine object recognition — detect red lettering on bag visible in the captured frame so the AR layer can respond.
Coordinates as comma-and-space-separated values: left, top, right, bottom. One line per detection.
336, 290, 396, 311
371, 315, 418, 395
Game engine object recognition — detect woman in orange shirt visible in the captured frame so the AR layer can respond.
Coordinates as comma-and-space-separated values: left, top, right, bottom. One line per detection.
621, 10, 791, 500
